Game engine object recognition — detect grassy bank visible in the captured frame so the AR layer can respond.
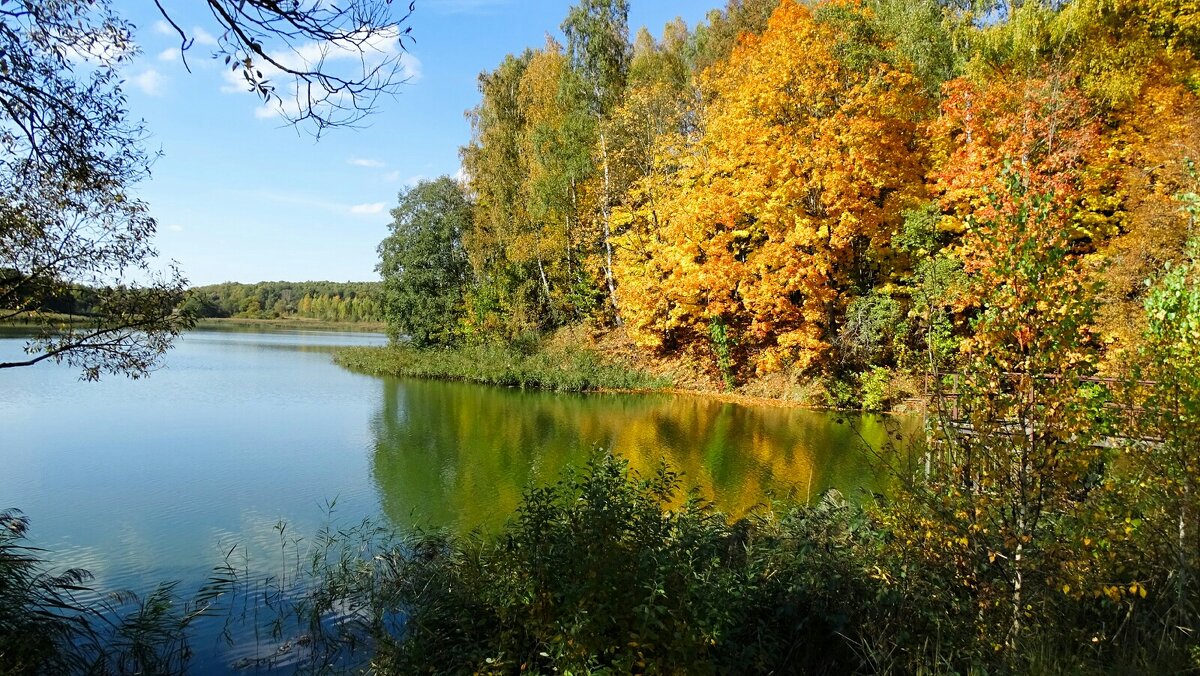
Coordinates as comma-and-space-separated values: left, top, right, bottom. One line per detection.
335, 341, 669, 392
195, 317, 386, 332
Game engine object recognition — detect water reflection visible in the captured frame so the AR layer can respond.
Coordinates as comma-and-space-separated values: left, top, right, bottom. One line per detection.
370, 377, 910, 532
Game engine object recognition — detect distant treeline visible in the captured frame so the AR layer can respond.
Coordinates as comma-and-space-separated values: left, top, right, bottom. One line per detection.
1, 268, 169, 322
182, 281, 384, 322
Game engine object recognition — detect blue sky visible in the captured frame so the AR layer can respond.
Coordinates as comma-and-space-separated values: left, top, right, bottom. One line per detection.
116, 1, 714, 286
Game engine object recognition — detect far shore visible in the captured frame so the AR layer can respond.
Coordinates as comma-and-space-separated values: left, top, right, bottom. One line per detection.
195, 317, 387, 332
1, 313, 386, 333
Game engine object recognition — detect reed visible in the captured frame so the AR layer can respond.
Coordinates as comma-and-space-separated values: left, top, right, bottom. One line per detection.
335, 341, 668, 392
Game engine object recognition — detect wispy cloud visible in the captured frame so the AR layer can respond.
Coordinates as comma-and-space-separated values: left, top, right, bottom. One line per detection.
221, 26, 422, 124
157, 48, 179, 62
165, 223, 185, 233
192, 27, 219, 47
131, 69, 166, 96
237, 190, 389, 218
350, 202, 388, 216
153, 20, 173, 36
349, 157, 386, 168
383, 170, 402, 182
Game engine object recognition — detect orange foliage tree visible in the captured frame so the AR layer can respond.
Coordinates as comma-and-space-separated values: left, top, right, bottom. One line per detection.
614, 0, 927, 377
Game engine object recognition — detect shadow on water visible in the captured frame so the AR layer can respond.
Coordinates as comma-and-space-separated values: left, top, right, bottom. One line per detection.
368, 376, 914, 533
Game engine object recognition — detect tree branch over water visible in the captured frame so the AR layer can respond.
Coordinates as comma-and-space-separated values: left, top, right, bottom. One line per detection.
0, 0, 414, 379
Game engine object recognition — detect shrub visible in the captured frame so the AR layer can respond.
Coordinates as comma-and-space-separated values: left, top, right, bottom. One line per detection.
859, 366, 892, 412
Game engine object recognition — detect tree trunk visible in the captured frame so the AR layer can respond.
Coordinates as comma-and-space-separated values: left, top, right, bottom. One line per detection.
1010, 511, 1025, 652
1180, 491, 1189, 625
567, 178, 576, 280
598, 126, 621, 325
537, 255, 552, 311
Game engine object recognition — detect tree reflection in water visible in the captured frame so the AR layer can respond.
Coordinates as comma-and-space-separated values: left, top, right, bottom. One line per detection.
369, 377, 911, 532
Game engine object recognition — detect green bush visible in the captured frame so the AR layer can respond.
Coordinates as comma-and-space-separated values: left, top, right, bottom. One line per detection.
374, 454, 887, 674
858, 366, 891, 412
708, 316, 737, 390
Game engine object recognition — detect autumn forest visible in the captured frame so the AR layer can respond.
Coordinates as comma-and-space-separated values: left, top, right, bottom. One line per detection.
377, 0, 1200, 407
7, 0, 1200, 672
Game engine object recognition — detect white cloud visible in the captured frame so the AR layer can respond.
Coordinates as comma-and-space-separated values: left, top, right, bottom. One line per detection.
165, 223, 185, 233
383, 170, 402, 182
157, 48, 179, 62
241, 189, 387, 217
154, 20, 173, 36
350, 202, 387, 216
192, 27, 219, 47
400, 52, 422, 82
221, 25, 422, 123
349, 158, 386, 168
65, 30, 131, 64
131, 69, 166, 96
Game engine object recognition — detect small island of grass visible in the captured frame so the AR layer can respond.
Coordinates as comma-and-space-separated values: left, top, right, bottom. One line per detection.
335, 339, 668, 392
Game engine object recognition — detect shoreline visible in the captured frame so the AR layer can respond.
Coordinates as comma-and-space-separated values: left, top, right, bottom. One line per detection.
1, 314, 387, 334
194, 317, 387, 332
335, 341, 926, 415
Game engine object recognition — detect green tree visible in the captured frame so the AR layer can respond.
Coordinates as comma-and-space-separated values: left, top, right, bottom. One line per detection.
1134, 236, 1200, 641
461, 51, 547, 338
518, 39, 597, 323
0, 0, 190, 380
689, 0, 778, 75
379, 177, 473, 348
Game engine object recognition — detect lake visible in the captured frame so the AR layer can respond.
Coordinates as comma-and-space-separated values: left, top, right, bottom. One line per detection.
0, 326, 907, 671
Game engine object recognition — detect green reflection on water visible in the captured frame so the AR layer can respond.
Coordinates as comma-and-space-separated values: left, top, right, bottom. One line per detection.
369, 376, 913, 532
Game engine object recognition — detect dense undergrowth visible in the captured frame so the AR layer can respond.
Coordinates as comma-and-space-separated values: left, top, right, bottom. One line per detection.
334, 340, 668, 393
5, 449, 1199, 674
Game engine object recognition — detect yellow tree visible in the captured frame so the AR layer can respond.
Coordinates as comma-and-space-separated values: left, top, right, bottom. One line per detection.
517, 39, 590, 320
461, 51, 550, 337
607, 20, 695, 331
1094, 61, 1200, 354
616, 0, 927, 376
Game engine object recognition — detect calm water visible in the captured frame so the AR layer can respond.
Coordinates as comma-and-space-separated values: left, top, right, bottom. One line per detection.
0, 326, 905, 670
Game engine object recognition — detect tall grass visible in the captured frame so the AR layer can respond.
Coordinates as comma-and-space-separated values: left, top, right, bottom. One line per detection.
0, 509, 200, 675
335, 341, 669, 392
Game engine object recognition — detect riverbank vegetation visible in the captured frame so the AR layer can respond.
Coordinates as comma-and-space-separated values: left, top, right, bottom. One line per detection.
8, 426, 1200, 673
336, 339, 667, 392
371, 0, 1200, 410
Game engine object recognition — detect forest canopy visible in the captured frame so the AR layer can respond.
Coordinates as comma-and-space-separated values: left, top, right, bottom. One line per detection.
373, 0, 1200, 402
182, 281, 384, 323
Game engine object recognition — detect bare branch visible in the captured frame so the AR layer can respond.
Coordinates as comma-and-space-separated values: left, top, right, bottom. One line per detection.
152, 0, 416, 135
